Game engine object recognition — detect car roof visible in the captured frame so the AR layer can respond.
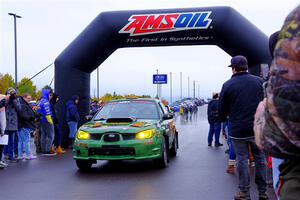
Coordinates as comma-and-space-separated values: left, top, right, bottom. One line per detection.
108, 98, 159, 103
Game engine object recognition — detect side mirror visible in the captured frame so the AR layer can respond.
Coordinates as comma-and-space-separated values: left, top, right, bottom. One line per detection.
162, 113, 174, 120
85, 115, 93, 121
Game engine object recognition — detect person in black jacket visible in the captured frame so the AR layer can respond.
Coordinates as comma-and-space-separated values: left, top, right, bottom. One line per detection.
66, 95, 80, 148
218, 55, 267, 200
17, 93, 37, 160
50, 93, 65, 154
207, 93, 223, 147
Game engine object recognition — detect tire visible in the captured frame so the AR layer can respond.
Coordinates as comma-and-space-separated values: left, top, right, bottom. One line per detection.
76, 160, 93, 171
170, 133, 178, 157
153, 138, 169, 168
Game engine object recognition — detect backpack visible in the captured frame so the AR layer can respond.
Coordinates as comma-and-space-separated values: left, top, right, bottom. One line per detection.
256, 6, 300, 158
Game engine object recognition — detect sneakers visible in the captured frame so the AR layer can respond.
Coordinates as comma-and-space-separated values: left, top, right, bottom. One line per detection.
226, 164, 235, 174
215, 143, 223, 147
50, 146, 57, 154
259, 192, 269, 200
16, 156, 25, 160
208, 143, 212, 147
234, 191, 251, 200
56, 146, 66, 154
0, 160, 8, 168
42, 152, 56, 156
25, 155, 37, 160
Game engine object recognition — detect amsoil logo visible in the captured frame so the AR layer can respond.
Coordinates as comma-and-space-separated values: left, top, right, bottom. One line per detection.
119, 11, 212, 36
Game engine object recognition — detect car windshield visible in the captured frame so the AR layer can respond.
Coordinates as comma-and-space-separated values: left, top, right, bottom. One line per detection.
93, 100, 159, 120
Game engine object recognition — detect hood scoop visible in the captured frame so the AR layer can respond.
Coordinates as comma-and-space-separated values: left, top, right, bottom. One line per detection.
106, 117, 136, 123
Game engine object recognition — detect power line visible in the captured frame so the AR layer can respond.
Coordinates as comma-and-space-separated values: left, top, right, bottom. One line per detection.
19, 63, 54, 88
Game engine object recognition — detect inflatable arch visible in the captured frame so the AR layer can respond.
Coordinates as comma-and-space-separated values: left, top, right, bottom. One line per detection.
55, 6, 271, 145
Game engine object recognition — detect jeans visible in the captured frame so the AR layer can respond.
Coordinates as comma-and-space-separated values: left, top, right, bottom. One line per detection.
53, 124, 62, 147
232, 138, 267, 194
18, 128, 32, 157
208, 122, 221, 145
0, 145, 3, 160
41, 123, 54, 153
228, 138, 236, 161
68, 121, 78, 139
4, 130, 17, 159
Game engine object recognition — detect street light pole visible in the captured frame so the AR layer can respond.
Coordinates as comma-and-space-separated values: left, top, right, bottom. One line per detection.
8, 13, 22, 92
170, 72, 172, 103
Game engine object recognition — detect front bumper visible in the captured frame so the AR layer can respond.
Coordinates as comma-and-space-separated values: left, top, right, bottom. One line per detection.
73, 138, 162, 161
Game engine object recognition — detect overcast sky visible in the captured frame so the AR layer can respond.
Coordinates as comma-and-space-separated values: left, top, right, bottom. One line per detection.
0, 0, 298, 100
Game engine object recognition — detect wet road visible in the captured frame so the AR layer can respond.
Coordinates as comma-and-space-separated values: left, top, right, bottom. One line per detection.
0, 105, 276, 200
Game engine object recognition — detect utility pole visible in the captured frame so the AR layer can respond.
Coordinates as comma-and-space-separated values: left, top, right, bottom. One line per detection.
180, 72, 182, 100
198, 84, 200, 98
170, 72, 172, 103
97, 67, 99, 99
156, 69, 159, 99
8, 13, 22, 92
193, 80, 196, 98
188, 76, 190, 98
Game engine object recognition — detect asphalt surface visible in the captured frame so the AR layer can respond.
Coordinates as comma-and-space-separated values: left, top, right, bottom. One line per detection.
0, 105, 276, 200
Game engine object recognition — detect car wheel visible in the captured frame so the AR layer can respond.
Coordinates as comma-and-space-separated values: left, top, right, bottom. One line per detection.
153, 138, 169, 168
76, 160, 93, 171
170, 133, 178, 157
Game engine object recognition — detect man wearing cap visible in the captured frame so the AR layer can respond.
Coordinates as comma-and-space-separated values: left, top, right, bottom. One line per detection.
218, 55, 268, 200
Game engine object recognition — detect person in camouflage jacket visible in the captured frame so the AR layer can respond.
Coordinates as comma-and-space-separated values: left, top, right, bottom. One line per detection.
254, 5, 300, 199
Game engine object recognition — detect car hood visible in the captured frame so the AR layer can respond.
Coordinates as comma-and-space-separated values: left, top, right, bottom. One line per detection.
79, 119, 158, 134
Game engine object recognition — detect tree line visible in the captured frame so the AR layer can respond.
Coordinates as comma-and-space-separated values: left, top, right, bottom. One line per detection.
0, 73, 151, 101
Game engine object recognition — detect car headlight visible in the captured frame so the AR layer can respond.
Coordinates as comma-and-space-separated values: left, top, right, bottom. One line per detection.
76, 130, 90, 140
136, 129, 155, 140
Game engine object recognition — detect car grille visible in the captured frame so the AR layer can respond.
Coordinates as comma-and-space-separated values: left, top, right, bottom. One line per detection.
103, 133, 120, 142
90, 133, 102, 140
122, 133, 136, 140
88, 147, 135, 156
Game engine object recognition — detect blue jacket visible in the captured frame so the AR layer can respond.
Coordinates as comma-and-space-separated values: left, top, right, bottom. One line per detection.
218, 72, 263, 139
207, 99, 220, 123
66, 96, 79, 122
39, 89, 53, 123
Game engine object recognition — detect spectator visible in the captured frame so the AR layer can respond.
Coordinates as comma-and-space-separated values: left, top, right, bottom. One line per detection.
66, 95, 80, 148
207, 93, 223, 147
39, 89, 56, 156
254, 5, 300, 200
219, 55, 267, 200
17, 93, 36, 160
0, 94, 9, 168
4, 88, 21, 162
90, 100, 99, 116
50, 93, 65, 154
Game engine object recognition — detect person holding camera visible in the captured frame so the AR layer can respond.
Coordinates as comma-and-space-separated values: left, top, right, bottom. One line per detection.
3, 88, 21, 163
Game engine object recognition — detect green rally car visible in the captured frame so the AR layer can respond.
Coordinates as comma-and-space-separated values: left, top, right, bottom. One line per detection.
74, 98, 179, 171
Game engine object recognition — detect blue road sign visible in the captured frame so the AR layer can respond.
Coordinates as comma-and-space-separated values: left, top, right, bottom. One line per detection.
153, 74, 167, 84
